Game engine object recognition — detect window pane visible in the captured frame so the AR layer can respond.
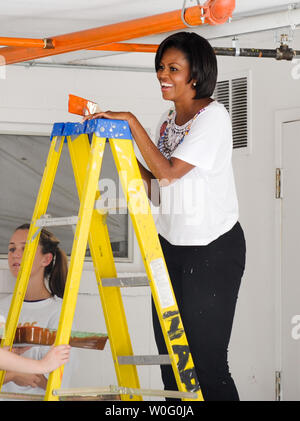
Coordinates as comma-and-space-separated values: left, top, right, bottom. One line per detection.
0, 134, 129, 259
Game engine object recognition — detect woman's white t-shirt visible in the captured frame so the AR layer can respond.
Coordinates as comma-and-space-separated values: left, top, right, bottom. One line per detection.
137, 101, 239, 246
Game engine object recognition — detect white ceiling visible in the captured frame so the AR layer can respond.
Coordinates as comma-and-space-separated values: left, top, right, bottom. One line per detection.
1, 0, 300, 66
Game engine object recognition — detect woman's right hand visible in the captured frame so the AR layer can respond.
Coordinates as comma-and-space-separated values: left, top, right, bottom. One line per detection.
83, 110, 135, 124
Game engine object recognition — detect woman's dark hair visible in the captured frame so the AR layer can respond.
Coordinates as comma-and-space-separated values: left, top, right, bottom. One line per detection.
16, 224, 68, 298
155, 31, 218, 99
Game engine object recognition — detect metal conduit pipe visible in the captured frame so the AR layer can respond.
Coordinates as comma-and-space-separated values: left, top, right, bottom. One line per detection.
214, 45, 300, 60
13, 61, 156, 73
196, 4, 300, 40
13, 42, 300, 74
89, 42, 300, 61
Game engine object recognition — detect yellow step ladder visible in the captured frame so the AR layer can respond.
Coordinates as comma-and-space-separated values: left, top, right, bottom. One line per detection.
0, 118, 203, 401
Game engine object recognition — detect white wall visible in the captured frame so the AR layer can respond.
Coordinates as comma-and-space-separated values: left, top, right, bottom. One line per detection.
0, 54, 299, 400
218, 56, 300, 401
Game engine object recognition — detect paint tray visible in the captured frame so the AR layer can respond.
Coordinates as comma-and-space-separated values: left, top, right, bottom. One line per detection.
68, 94, 101, 116
10, 326, 108, 350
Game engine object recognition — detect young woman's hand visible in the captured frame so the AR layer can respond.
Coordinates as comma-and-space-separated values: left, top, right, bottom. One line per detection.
11, 346, 32, 355
39, 344, 70, 373
10, 372, 47, 388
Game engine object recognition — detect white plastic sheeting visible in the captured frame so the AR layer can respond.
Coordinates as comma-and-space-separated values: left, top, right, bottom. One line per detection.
0, 133, 128, 257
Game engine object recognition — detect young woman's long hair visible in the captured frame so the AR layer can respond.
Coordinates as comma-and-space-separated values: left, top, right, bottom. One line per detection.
16, 224, 68, 298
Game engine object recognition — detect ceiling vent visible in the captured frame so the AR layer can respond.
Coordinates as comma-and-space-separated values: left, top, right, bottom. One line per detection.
213, 74, 249, 151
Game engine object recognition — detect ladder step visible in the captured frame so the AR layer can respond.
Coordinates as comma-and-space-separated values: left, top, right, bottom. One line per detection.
0, 392, 43, 401
36, 215, 78, 227
102, 276, 149, 287
0, 390, 119, 402
53, 385, 197, 400
118, 355, 171, 366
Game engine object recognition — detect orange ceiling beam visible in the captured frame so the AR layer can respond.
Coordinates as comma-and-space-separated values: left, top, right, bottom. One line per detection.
0, 37, 54, 48
87, 43, 159, 53
0, 39, 157, 53
0, 0, 235, 65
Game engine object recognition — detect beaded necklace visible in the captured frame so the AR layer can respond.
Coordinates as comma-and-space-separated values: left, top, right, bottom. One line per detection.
157, 107, 207, 159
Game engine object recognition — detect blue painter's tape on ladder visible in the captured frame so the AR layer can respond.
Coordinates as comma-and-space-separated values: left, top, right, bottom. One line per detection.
50, 119, 132, 142
50, 122, 65, 140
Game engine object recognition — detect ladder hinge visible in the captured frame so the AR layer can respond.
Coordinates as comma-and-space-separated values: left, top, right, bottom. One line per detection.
275, 371, 281, 401
275, 168, 282, 199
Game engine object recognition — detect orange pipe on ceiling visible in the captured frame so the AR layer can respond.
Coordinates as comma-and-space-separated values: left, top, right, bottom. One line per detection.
204, 0, 236, 24
0, 39, 158, 53
0, 0, 235, 65
0, 37, 47, 48
87, 43, 159, 53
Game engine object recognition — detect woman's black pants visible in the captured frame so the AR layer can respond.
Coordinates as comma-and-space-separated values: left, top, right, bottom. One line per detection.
152, 222, 246, 401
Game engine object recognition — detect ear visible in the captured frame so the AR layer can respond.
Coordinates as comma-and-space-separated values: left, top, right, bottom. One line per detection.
41, 252, 53, 267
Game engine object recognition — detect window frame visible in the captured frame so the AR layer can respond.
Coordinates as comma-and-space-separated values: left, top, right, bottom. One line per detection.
0, 121, 134, 266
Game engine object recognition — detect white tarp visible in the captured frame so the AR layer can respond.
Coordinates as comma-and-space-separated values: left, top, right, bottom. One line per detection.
0, 133, 128, 257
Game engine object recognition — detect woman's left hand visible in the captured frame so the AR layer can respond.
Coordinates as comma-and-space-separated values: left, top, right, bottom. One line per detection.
83, 111, 133, 123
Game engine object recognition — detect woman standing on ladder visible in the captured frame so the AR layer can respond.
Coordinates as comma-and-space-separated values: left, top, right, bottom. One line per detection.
85, 31, 246, 401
